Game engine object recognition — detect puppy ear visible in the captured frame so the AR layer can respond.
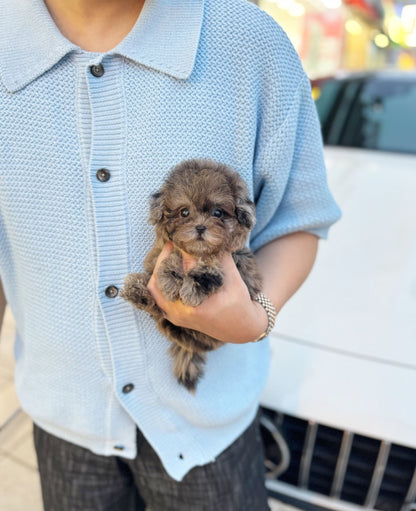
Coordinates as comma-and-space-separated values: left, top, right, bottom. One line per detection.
236, 198, 256, 230
149, 191, 164, 224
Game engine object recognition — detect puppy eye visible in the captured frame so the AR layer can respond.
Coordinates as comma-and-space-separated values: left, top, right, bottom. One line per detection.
180, 208, 190, 218
211, 208, 223, 218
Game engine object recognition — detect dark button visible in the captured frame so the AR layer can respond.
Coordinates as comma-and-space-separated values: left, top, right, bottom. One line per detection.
90, 64, 104, 77
122, 383, 134, 394
96, 168, 110, 182
105, 286, 118, 298
114, 445, 124, 451
179, 453, 184, 459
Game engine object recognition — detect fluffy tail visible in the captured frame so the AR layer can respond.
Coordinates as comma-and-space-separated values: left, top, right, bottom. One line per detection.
169, 343, 206, 393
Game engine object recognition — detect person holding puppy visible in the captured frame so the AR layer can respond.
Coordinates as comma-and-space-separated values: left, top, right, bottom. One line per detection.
0, 0, 341, 510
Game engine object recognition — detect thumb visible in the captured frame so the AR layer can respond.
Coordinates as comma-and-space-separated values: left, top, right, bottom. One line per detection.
180, 249, 199, 272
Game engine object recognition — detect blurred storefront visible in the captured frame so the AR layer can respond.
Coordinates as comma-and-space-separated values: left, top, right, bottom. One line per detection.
255, 0, 416, 77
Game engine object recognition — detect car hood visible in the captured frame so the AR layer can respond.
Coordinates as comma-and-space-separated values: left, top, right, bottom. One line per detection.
260, 146, 416, 446
271, 146, 416, 368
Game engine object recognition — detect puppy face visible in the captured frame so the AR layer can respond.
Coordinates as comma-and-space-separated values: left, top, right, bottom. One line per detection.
150, 160, 255, 257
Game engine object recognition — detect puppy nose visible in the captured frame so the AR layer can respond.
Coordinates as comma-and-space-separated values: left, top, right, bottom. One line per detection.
196, 225, 206, 234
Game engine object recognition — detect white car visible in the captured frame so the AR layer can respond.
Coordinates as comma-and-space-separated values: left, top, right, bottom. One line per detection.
260, 71, 416, 511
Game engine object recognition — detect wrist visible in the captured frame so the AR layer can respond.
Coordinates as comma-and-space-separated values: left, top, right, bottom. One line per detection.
218, 299, 267, 344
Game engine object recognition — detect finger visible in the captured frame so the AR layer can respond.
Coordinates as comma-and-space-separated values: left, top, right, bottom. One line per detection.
219, 252, 240, 280
146, 242, 173, 304
180, 250, 198, 272
147, 272, 169, 313
218, 252, 251, 296
220, 251, 237, 270
153, 241, 174, 275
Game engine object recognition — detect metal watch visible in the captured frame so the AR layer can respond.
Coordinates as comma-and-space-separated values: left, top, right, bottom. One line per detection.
252, 293, 277, 342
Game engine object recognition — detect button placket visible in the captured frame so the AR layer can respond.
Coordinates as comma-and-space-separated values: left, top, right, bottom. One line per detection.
87, 57, 146, 440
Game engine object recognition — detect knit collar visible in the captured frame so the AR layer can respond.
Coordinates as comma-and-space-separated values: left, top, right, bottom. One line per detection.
0, 0, 204, 92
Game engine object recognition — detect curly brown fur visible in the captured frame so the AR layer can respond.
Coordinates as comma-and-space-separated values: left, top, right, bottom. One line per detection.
121, 159, 262, 392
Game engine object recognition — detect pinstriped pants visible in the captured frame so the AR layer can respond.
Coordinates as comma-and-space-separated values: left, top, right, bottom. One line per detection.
33, 414, 270, 511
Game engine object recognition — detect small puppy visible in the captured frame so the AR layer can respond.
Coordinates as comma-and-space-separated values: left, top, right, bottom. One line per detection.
120, 159, 262, 392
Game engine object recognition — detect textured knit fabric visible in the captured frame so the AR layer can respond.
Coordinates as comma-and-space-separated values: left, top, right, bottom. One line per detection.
34, 415, 269, 511
0, 0, 341, 481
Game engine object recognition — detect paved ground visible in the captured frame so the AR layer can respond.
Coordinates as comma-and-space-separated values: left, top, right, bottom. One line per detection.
0, 307, 292, 511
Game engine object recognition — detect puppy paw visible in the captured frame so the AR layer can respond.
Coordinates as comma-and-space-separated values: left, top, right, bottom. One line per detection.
157, 253, 184, 302
180, 266, 224, 306
120, 273, 154, 310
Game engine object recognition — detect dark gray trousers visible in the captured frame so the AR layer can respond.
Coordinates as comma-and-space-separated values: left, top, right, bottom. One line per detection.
33, 414, 270, 511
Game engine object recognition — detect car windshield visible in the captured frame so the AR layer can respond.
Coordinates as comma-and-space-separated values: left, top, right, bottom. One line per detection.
315, 76, 416, 154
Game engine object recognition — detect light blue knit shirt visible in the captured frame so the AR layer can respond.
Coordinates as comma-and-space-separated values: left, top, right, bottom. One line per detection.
0, 0, 341, 480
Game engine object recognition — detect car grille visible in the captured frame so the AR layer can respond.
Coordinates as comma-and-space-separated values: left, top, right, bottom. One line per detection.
260, 408, 416, 511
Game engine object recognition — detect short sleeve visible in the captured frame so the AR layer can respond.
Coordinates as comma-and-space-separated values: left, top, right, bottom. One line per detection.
250, 67, 342, 252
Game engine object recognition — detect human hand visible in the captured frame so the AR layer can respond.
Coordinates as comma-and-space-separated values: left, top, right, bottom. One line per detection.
146, 243, 268, 343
